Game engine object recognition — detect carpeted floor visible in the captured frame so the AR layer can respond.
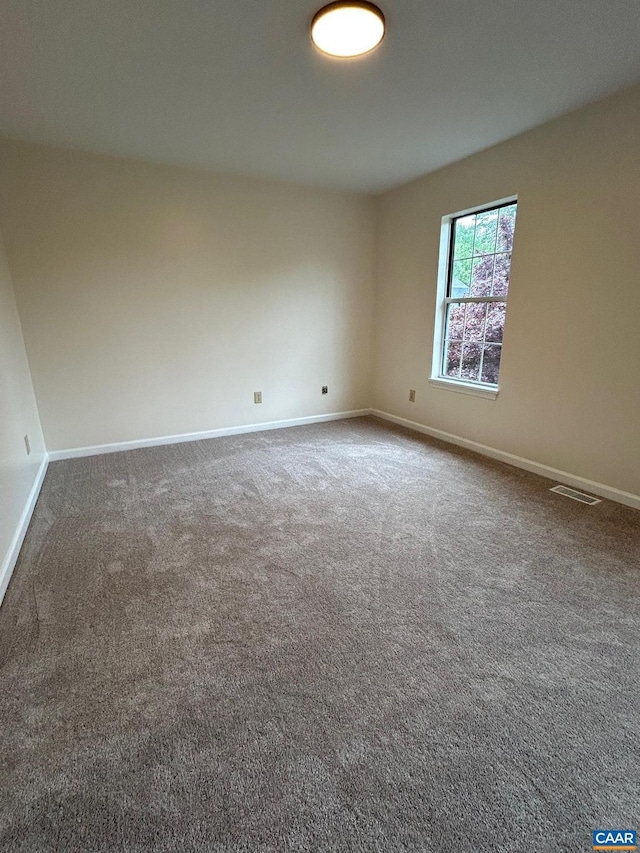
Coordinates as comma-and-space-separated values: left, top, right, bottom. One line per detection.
0, 416, 638, 852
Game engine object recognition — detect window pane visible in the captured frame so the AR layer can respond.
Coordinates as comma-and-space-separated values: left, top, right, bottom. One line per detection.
444, 341, 462, 377
463, 302, 486, 341
445, 303, 465, 341
492, 252, 511, 296
452, 257, 472, 295
461, 342, 482, 381
473, 209, 499, 254
453, 215, 475, 261
485, 302, 506, 342
471, 255, 494, 297
441, 200, 516, 388
481, 344, 502, 384
497, 204, 517, 252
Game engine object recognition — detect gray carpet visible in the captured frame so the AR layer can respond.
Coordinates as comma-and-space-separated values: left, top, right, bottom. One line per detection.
0, 417, 638, 852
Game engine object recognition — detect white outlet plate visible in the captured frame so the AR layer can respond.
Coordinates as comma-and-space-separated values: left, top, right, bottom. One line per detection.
254, 391, 262, 404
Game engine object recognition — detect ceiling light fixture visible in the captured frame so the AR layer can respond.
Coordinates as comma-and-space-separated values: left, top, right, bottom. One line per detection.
311, 2, 385, 58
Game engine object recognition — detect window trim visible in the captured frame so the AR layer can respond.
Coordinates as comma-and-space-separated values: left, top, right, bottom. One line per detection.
428, 376, 499, 400
430, 195, 517, 397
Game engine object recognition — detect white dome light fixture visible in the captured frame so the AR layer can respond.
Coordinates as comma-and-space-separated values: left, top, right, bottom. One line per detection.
311, 2, 385, 58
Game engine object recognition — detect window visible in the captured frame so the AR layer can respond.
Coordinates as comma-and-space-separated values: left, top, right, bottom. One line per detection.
431, 199, 517, 397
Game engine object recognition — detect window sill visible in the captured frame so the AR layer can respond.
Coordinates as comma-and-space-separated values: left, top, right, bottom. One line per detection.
429, 377, 499, 400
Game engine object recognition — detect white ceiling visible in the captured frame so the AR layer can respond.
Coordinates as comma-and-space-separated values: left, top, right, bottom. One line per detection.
1, 0, 639, 193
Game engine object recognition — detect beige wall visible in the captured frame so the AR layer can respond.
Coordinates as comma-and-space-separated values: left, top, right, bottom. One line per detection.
1, 85, 638, 500
0, 140, 375, 451
0, 225, 46, 595
373, 84, 640, 497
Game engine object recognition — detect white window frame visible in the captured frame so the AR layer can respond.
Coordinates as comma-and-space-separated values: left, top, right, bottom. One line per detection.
429, 195, 517, 400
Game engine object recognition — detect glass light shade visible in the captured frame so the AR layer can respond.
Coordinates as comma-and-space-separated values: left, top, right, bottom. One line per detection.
311, 2, 385, 58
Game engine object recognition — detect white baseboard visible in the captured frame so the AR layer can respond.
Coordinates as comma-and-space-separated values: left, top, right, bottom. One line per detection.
42, 407, 640, 511
371, 409, 640, 511
48, 410, 372, 462
0, 454, 49, 607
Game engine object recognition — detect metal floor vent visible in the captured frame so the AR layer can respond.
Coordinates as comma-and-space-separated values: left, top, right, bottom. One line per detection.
550, 484, 602, 505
